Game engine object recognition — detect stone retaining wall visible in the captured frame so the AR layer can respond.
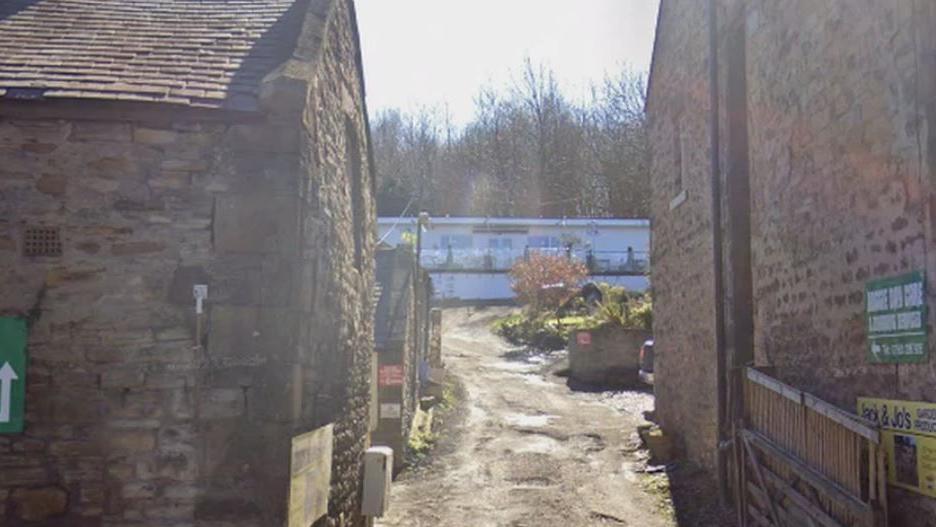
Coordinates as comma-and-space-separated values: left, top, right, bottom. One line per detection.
568, 325, 650, 386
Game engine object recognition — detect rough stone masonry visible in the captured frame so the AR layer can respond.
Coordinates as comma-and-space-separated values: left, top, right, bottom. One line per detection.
0, 0, 376, 525
649, 0, 936, 524
372, 246, 432, 472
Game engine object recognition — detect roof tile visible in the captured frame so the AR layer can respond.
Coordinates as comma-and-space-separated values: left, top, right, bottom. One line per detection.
0, 0, 309, 110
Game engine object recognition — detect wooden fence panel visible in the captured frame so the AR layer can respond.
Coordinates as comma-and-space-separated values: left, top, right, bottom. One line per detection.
739, 368, 887, 527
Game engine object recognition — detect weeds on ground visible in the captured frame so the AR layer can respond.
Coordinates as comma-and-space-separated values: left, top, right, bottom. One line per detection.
439, 383, 457, 411
638, 471, 676, 520
405, 377, 463, 467
407, 416, 437, 460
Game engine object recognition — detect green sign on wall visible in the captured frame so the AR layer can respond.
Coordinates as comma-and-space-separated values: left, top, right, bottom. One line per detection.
0, 317, 27, 434
866, 272, 928, 364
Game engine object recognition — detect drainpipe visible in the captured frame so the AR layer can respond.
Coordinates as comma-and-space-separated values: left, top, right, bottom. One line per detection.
707, 0, 729, 504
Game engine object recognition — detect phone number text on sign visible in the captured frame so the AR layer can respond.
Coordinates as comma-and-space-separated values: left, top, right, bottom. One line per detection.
865, 271, 927, 364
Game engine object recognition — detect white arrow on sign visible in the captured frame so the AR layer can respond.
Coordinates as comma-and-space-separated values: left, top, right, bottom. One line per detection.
0, 362, 18, 424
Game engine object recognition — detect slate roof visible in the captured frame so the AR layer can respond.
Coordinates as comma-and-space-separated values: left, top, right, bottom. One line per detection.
0, 0, 309, 111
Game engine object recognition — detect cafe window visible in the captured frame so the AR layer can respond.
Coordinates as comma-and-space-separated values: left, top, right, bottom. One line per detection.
440, 234, 473, 249
527, 236, 561, 248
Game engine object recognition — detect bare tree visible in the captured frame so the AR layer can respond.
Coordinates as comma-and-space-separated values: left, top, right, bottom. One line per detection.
372, 62, 650, 219
588, 71, 651, 218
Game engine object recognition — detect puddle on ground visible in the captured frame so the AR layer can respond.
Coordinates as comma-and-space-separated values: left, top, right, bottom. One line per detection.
508, 476, 554, 490
619, 459, 639, 482
512, 434, 563, 454
503, 413, 557, 427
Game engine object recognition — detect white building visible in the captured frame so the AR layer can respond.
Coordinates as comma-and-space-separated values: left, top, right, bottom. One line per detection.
377, 217, 651, 301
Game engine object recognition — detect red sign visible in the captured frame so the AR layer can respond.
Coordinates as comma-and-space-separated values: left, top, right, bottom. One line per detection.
378, 365, 404, 387
576, 332, 592, 346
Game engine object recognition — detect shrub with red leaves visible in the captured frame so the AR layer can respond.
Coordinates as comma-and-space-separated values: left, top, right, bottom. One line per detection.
509, 252, 588, 312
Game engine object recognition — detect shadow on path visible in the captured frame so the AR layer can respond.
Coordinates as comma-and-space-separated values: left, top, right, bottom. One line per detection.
655, 462, 738, 526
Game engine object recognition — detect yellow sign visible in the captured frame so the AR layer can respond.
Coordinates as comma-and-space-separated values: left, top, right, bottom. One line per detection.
289, 425, 333, 527
858, 398, 936, 497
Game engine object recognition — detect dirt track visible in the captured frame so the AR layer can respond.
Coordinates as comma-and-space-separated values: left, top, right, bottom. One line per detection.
377, 307, 676, 527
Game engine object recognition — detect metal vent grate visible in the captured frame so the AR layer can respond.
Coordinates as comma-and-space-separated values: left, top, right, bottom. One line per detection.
23, 227, 62, 257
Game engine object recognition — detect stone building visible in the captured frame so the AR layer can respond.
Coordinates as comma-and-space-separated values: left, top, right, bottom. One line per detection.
648, 1, 936, 524
0, 0, 375, 525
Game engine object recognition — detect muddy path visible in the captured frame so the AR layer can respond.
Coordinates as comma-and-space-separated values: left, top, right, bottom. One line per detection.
376, 307, 676, 527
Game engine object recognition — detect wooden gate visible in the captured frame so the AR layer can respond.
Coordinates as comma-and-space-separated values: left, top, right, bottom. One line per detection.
737, 368, 888, 527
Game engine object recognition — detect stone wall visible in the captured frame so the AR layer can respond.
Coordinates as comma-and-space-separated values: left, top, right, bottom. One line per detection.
372, 248, 414, 471
372, 247, 432, 472
647, 0, 722, 470
299, 2, 375, 524
429, 308, 442, 367
744, 0, 934, 407
0, 1, 375, 526
568, 326, 649, 386
743, 2, 936, 523
649, 0, 936, 522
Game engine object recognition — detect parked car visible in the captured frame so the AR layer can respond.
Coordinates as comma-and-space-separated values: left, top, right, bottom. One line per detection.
639, 339, 654, 385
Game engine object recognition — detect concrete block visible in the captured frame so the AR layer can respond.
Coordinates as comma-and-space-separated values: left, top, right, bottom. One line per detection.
361, 446, 393, 517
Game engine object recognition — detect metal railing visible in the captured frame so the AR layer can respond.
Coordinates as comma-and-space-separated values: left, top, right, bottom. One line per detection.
417, 247, 649, 274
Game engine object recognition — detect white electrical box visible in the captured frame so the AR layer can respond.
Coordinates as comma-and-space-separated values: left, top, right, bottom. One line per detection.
361, 446, 393, 517
193, 284, 208, 314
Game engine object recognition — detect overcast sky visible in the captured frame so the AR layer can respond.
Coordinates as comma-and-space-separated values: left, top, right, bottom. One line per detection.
356, 0, 660, 127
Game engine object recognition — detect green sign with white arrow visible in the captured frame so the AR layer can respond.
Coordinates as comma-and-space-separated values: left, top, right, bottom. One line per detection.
0, 317, 27, 434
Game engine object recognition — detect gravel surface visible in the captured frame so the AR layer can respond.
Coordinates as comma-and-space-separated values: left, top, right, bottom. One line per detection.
376, 307, 677, 527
